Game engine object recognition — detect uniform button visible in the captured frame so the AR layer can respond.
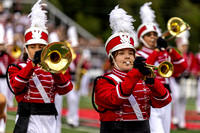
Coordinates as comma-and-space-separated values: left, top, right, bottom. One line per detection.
119, 111, 123, 116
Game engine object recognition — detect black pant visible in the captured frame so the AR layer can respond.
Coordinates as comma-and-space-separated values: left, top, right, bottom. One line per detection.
100, 120, 150, 133
14, 102, 58, 133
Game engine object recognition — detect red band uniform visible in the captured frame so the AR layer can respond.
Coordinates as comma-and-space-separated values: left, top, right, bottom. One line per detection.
6, 1, 73, 133
93, 5, 172, 133
95, 67, 172, 121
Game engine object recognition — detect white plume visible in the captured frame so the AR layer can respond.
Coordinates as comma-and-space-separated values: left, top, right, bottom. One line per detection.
28, 0, 48, 30
182, 30, 190, 40
139, 2, 162, 35
140, 2, 155, 24
109, 5, 135, 34
177, 30, 190, 45
68, 26, 78, 47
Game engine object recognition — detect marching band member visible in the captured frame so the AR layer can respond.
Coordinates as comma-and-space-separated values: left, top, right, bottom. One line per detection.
65, 26, 80, 127
7, 0, 73, 132
171, 30, 197, 129
0, 23, 15, 132
196, 45, 200, 114
66, 26, 90, 127
136, 2, 187, 133
48, 24, 69, 133
93, 5, 172, 133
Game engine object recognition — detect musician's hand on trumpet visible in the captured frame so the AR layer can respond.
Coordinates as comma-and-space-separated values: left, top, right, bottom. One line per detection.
31, 42, 72, 74
145, 77, 155, 85
32, 49, 43, 67
132, 56, 174, 80
156, 37, 168, 50
155, 17, 191, 53
133, 56, 151, 76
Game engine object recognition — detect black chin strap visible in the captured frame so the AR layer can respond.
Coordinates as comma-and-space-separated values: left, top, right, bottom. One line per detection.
92, 76, 115, 113
6, 64, 27, 95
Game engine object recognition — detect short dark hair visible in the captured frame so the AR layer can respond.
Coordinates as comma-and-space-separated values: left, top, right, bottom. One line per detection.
22, 53, 28, 62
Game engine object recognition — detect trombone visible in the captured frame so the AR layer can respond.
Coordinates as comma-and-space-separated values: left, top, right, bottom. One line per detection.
161, 17, 191, 41
40, 42, 72, 74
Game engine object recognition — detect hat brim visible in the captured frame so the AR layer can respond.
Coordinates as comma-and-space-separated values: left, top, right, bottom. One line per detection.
108, 43, 135, 57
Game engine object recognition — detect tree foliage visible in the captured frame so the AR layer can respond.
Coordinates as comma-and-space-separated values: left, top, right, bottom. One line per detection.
48, 0, 200, 53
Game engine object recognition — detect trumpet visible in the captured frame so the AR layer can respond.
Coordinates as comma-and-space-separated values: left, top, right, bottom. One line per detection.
11, 45, 21, 59
64, 40, 77, 61
40, 42, 72, 74
145, 61, 174, 78
127, 61, 174, 78
162, 17, 191, 41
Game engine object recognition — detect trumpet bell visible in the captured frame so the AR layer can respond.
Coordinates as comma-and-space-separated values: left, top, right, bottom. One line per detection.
157, 61, 174, 78
41, 42, 72, 73
11, 45, 21, 59
167, 17, 191, 38
64, 41, 77, 61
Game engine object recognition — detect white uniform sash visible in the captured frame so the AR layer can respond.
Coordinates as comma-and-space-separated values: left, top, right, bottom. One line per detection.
32, 73, 51, 103
108, 74, 144, 120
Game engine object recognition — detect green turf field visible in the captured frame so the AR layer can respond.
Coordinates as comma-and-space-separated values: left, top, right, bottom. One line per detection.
5, 96, 200, 133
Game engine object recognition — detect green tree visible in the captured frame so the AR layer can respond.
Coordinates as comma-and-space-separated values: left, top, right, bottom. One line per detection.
48, 0, 200, 53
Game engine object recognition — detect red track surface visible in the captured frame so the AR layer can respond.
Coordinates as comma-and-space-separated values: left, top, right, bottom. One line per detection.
8, 107, 200, 130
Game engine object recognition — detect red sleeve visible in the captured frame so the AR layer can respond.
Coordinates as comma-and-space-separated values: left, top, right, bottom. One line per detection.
95, 68, 142, 109
120, 68, 143, 95
190, 54, 198, 75
148, 79, 172, 108
52, 73, 73, 95
170, 48, 187, 77
95, 78, 125, 109
146, 51, 159, 65
8, 54, 16, 64
64, 68, 71, 80
195, 54, 200, 75
8, 61, 35, 94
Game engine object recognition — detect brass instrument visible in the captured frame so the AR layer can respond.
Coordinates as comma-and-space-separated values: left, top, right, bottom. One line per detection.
40, 42, 72, 73
74, 50, 87, 91
162, 17, 191, 41
145, 61, 174, 78
127, 61, 174, 78
64, 40, 77, 61
11, 45, 21, 59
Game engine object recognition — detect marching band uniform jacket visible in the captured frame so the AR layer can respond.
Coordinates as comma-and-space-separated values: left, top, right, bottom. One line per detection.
182, 51, 197, 77
8, 59, 73, 103
95, 67, 172, 121
8, 59, 73, 133
137, 47, 187, 85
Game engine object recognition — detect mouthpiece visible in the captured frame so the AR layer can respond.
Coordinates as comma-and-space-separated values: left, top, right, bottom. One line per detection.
126, 62, 133, 65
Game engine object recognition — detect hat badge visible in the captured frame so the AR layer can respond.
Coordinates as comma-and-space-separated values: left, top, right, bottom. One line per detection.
32, 29, 42, 39
120, 33, 131, 44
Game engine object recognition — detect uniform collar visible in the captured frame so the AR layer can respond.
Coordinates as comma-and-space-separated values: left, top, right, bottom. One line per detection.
111, 67, 127, 79
142, 47, 154, 54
